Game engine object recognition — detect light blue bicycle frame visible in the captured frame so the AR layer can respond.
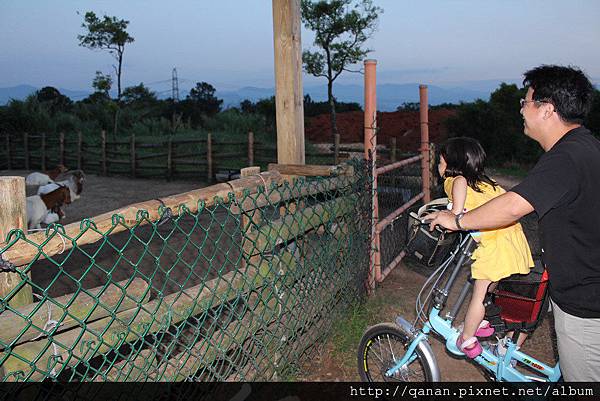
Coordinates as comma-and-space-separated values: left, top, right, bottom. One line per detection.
385, 234, 561, 382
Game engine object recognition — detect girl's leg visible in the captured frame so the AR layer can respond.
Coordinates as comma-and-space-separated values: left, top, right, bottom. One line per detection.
462, 279, 493, 340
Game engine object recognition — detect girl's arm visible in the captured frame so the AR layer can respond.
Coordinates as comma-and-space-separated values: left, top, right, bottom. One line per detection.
450, 176, 467, 215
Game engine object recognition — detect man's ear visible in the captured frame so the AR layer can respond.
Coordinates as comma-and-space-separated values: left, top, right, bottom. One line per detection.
543, 103, 555, 120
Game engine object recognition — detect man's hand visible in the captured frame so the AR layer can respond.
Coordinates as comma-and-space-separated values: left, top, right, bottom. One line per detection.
423, 210, 459, 232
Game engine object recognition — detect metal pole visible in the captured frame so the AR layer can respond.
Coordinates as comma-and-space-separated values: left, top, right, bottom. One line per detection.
419, 85, 431, 203
364, 59, 380, 289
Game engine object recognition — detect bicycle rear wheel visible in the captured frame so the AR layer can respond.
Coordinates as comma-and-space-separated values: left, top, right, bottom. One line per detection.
357, 323, 435, 382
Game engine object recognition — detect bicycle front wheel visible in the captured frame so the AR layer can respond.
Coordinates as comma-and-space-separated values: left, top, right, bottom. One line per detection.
357, 323, 435, 382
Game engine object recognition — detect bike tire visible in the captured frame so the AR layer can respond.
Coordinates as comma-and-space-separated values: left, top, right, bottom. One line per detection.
357, 323, 436, 382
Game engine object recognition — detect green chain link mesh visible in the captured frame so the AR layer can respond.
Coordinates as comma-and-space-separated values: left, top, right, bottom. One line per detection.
0, 160, 371, 382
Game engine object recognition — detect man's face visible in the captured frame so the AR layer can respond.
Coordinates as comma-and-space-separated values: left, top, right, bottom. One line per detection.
520, 87, 546, 140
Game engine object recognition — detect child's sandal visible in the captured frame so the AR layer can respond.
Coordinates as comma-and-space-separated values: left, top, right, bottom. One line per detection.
456, 336, 482, 359
475, 320, 495, 337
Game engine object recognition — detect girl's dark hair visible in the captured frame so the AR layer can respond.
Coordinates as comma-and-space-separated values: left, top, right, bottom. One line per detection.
439, 137, 497, 192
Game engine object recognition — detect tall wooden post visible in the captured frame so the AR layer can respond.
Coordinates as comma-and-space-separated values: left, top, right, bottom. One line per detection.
419, 85, 431, 204
334, 133, 340, 165
272, 0, 305, 164
130, 133, 136, 178
41, 132, 47, 171
364, 59, 380, 290
0, 177, 33, 308
77, 131, 83, 170
59, 131, 65, 166
391, 137, 397, 162
6, 133, 11, 170
101, 130, 107, 176
248, 131, 254, 167
23, 132, 29, 170
206, 132, 213, 183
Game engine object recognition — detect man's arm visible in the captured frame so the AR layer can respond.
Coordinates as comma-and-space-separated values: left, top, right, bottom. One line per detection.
427, 191, 534, 231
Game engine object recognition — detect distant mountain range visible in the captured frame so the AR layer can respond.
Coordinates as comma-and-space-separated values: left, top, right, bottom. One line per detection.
0, 85, 91, 105
0, 80, 521, 112
216, 83, 492, 111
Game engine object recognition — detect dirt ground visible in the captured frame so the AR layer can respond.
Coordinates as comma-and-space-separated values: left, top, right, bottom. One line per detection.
0, 170, 205, 225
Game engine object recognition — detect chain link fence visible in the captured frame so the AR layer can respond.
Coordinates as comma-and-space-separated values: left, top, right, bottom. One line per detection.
0, 160, 370, 381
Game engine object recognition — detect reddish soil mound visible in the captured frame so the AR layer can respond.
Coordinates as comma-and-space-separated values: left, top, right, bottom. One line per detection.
305, 109, 457, 151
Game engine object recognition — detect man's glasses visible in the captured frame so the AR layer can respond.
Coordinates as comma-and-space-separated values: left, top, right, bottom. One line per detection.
520, 98, 552, 108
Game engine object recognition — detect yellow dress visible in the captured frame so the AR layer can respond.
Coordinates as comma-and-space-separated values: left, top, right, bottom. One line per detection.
444, 177, 533, 281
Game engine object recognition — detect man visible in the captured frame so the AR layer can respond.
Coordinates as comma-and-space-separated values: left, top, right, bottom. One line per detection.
426, 65, 599, 381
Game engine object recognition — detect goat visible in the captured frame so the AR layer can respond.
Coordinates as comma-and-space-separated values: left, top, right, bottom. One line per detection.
26, 186, 72, 229
53, 169, 85, 198
38, 169, 85, 200
25, 165, 68, 186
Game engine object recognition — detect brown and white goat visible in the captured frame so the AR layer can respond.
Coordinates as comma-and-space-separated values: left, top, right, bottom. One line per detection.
38, 170, 85, 201
25, 164, 69, 186
26, 185, 72, 229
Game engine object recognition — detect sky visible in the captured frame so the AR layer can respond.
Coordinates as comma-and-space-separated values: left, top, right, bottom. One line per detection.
1, 0, 599, 94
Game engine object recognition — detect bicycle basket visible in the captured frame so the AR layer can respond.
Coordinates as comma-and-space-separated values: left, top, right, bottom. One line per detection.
405, 198, 459, 267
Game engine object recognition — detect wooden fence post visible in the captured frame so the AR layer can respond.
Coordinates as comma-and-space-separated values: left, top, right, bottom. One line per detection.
101, 130, 107, 176
77, 131, 83, 170
6, 133, 11, 170
23, 132, 29, 171
59, 131, 65, 166
248, 131, 254, 167
130, 133, 136, 178
334, 133, 340, 165
391, 137, 397, 163
41, 132, 47, 171
167, 136, 173, 182
0, 177, 33, 308
207, 132, 213, 183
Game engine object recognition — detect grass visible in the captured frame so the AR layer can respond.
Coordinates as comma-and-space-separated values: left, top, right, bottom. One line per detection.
328, 292, 392, 368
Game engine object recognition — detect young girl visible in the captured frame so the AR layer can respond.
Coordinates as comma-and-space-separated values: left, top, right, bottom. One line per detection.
438, 137, 533, 358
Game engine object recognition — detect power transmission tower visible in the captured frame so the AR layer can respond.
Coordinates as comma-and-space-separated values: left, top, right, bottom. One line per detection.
171, 68, 181, 133
172, 68, 180, 102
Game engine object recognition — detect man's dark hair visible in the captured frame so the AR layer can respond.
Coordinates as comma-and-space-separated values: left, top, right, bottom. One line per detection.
523, 65, 594, 124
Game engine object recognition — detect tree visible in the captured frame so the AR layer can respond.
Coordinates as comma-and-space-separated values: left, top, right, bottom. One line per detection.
301, 0, 382, 139
186, 82, 223, 115
92, 71, 113, 96
121, 83, 158, 106
36, 87, 72, 114
78, 11, 134, 100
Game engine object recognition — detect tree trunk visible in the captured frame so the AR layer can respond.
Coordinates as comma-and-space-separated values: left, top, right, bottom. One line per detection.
117, 52, 123, 100
327, 79, 338, 143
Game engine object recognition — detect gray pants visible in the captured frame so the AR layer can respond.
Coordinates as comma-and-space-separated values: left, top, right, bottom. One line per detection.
552, 299, 600, 381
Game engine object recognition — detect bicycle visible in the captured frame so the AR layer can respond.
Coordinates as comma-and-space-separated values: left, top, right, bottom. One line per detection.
357, 225, 561, 382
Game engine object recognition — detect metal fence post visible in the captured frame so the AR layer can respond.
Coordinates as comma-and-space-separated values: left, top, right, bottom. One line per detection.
364, 59, 379, 290
419, 85, 431, 204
